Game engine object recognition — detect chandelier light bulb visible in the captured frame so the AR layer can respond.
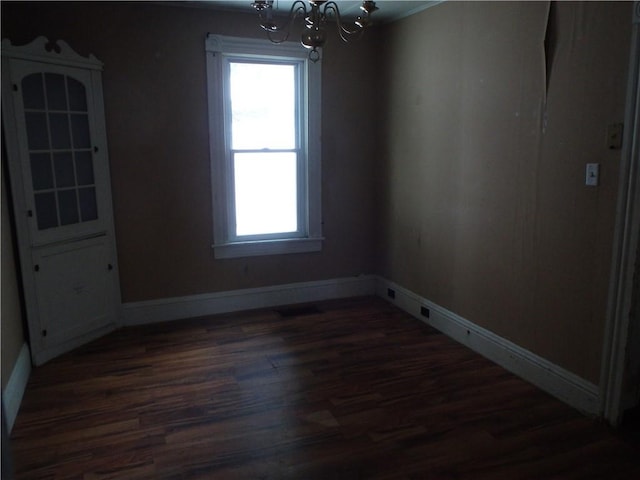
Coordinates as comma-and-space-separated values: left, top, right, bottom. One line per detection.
301, 26, 326, 49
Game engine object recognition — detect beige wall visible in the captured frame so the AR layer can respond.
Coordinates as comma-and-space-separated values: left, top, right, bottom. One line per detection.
1, 172, 26, 390
377, 1, 631, 383
1, 2, 378, 304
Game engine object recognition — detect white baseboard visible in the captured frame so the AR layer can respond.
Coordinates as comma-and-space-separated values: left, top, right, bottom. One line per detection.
376, 278, 600, 415
3, 343, 31, 433
122, 275, 377, 326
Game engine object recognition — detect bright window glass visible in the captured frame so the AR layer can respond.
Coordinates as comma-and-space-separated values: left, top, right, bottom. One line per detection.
234, 152, 297, 235
230, 62, 296, 150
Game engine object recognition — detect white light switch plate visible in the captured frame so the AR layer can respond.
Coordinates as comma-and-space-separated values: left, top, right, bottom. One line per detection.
586, 163, 599, 186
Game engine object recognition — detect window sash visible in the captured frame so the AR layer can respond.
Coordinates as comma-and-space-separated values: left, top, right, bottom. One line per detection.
223, 57, 307, 242
229, 148, 305, 241
228, 60, 299, 151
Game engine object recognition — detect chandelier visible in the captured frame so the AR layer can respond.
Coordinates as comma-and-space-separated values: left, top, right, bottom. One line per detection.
251, 0, 378, 62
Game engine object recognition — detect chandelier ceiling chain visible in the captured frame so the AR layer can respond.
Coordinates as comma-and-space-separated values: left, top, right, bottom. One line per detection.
250, 0, 378, 62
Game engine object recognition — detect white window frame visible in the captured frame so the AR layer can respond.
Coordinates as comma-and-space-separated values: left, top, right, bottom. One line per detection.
205, 34, 322, 259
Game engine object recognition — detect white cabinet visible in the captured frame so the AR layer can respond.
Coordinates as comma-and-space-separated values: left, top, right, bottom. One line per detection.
2, 37, 121, 365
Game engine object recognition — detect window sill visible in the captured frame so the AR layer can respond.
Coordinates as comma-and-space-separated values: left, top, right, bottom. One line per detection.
212, 237, 324, 259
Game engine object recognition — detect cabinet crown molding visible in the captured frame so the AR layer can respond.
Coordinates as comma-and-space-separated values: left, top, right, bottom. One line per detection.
1, 36, 103, 70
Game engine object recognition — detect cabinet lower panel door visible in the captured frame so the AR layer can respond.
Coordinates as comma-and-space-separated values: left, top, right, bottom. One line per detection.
32, 236, 117, 363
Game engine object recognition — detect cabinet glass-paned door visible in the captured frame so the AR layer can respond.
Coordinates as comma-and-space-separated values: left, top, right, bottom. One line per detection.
21, 72, 99, 236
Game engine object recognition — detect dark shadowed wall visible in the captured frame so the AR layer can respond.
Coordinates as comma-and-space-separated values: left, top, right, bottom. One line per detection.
1, 172, 25, 390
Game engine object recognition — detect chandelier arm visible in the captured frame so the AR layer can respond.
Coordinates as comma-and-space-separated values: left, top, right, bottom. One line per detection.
258, 0, 308, 33
322, 1, 366, 41
266, 29, 291, 44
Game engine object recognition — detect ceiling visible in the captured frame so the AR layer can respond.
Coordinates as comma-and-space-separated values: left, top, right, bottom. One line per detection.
194, 1, 441, 23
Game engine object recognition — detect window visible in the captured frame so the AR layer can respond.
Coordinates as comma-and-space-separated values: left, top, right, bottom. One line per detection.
205, 34, 322, 258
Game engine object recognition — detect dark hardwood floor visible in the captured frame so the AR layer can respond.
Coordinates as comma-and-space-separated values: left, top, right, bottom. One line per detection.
8, 297, 640, 479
